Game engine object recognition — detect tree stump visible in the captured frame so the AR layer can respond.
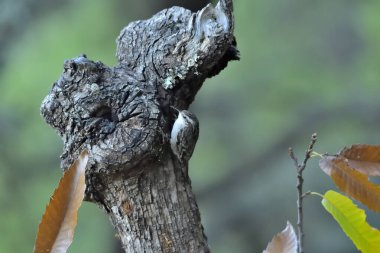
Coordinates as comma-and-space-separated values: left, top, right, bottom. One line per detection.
40, 0, 239, 252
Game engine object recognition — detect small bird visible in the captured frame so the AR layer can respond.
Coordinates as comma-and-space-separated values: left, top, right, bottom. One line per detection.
170, 107, 199, 176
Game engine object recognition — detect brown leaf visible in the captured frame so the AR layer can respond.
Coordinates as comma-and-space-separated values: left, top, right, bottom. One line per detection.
319, 155, 336, 176
262, 221, 297, 253
319, 156, 380, 212
34, 150, 89, 253
339, 144, 380, 176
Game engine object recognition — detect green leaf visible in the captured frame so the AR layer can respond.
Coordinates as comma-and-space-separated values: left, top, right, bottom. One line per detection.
322, 190, 380, 253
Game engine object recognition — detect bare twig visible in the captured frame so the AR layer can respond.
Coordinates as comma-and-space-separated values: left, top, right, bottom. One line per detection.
288, 133, 318, 253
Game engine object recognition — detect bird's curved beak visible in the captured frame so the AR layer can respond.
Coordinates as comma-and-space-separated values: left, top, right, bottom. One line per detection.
170, 106, 180, 114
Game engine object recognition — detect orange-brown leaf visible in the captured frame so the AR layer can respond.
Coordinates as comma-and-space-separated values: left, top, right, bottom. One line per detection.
262, 221, 297, 253
339, 144, 380, 176
34, 150, 88, 253
320, 156, 380, 212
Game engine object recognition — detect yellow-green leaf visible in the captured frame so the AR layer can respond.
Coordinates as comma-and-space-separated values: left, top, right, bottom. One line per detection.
322, 190, 380, 253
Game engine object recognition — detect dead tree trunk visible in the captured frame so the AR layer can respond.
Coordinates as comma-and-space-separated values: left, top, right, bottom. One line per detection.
40, 0, 239, 252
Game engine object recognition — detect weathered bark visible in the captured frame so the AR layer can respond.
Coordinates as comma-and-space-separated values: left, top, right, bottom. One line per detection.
40, 0, 239, 252
152, 0, 210, 12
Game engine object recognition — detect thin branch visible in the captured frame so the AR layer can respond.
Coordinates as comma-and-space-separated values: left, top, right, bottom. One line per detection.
301, 133, 318, 172
288, 133, 318, 253
289, 147, 300, 170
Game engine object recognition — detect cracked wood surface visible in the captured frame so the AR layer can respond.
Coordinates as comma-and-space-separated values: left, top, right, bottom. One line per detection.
40, 0, 238, 252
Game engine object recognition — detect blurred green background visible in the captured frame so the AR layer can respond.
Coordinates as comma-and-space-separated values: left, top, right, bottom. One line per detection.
1, 0, 380, 252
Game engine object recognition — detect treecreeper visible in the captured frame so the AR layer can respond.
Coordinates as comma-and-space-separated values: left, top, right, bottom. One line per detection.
40, 0, 239, 252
